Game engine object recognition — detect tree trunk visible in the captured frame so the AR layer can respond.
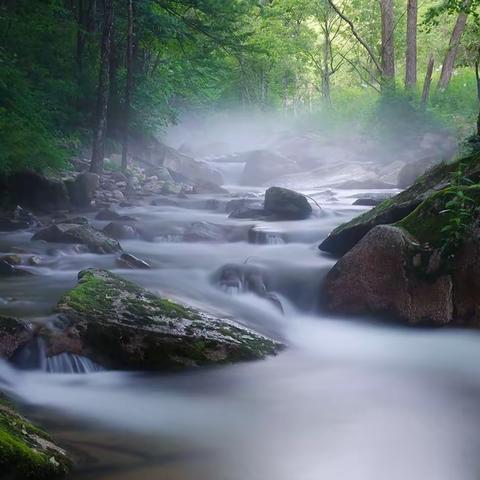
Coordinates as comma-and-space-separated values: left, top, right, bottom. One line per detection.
121, 0, 134, 172
380, 0, 395, 87
437, 0, 471, 91
322, 16, 332, 106
405, 0, 417, 90
90, 0, 114, 174
421, 54, 434, 109
476, 51, 480, 135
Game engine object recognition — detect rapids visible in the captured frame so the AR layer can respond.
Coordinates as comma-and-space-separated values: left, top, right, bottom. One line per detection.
2, 182, 480, 480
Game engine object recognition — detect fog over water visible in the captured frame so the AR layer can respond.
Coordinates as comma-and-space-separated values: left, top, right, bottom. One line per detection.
1, 114, 477, 480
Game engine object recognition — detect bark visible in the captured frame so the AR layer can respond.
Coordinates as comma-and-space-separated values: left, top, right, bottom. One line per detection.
421, 54, 434, 110
321, 15, 332, 106
437, 0, 471, 91
76, 0, 96, 73
476, 51, 480, 135
380, 0, 395, 86
90, 0, 114, 174
121, 0, 134, 172
405, 0, 417, 89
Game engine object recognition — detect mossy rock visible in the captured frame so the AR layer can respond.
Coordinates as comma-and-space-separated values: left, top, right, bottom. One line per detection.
319, 152, 480, 256
396, 185, 480, 249
47, 269, 283, 370
0, 397, 72, 479
32, 223, 122, 254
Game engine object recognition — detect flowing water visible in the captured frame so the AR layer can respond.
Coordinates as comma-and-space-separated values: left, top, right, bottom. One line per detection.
2, 180, 480, 480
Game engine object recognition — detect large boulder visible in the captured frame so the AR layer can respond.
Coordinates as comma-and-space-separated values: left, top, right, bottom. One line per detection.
45, 269, 282, 370
0, 315, 33, 359
240, 150, 300, 186
65, 172, 99, 207
0, 171, 69, 212
319, 153, 480, 256
0, 397, 72, 479
324, 225, 453, 325
32, 224, 122, 254
163, 153, 223, 186
264, 187, 312, 220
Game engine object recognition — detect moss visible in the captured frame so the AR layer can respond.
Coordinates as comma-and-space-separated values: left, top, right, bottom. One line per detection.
396, 185, 480, 248
0, 399, 71, 480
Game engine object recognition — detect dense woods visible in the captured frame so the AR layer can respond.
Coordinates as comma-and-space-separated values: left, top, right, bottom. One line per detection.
0, 0, 479, 176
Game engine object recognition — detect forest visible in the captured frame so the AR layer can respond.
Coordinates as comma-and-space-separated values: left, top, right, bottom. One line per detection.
0, 0, 479, 176
2, 1, 480, 480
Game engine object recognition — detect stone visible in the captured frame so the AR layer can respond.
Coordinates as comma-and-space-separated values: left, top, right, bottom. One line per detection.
103, 222, 138, 240
32, 224, 122, 254
65, 172, 99, 207
352, 198, 383, 207
324, 225, 453, 325
0, 397, 72, 479
192, 181, 229, 195
0, 316, 33, 359
264, 187, 312, 220
46, 269, 283, 370
116, 253, 151, 270
95, 208, 135, 221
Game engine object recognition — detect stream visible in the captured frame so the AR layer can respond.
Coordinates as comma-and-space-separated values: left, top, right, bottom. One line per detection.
2, 180, 480, 480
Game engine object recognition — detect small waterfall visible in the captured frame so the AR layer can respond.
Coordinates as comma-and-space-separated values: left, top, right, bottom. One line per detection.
11, 337, 102, 374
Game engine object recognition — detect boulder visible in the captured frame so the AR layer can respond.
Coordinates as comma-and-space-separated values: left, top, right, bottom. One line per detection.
116, 253, 151, 270
192, 181, 229, 195
324, 226, 453, 325
0, 398, 72, 479
318, 155, 480, 257
103, 221, 138, 240
264, 187, 312, 220
65, 172, 99, 207
32, 224, 122, 254
46, 269, 282, 370
1, 171, 70, 211
352, 198, 382, 206
0, 316, 33, 359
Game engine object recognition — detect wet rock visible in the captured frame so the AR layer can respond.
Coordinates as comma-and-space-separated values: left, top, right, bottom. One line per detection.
0, 255, 21, 266
0, 259, 32, 276
47, 269, 282, 370
13, 206, 40, 227
319, 153, 480, 257
55, 216, 89, 226
116, 253, 151, 270
183, 222, 248, 243
264, 187, 312, 220
324, 225, 453, 325
65, 172, 99, 207
228, 208, 267, 220
27, 256, 41, 266
32, 224, 122, 254
95, 208, 135, 221
1, 171, 70, 212
0, 397, 72, 479
0, 315, 33, 359
103, 221, 138, 240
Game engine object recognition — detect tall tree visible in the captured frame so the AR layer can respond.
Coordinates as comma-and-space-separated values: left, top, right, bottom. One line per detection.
121, 0, 134, 172
405, 0, 417, 89
437, 0, 471, 91
90, 0, 114, 174
380, 0, 395, 85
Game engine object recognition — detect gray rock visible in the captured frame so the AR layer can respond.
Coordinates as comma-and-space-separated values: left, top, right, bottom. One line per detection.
32, 224, 122, 254
103, 222, 138, 240
264, 187, 312, 220
116, 253, 151, 269
65, 172, 99, 207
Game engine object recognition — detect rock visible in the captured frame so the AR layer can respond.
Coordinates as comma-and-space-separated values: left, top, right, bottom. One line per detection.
324, 225, 453, 325
318, 155, 480, 257
0, 171, 70, 212
192, 181, 229, 195
264, 187, 312, 220
352, 198, 383, 206
240, 150, 300, 186
0, 255, 21, 266
151, 197, 179, 207
0, 316, 33, 359
397, 157, 436, 189
228, 208, 267, 220
27, 256, 41, 266
95, 208, 135, 221
55, 216, 89, 226
116, 253, 151, 269
103, 221, 138, 240
46, 269, 282, 370
13, 206, 40, 227
0, 260, 32, 276
0, 397, 72, 479
65, 172, 99, 207
32, 224, 122, 254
